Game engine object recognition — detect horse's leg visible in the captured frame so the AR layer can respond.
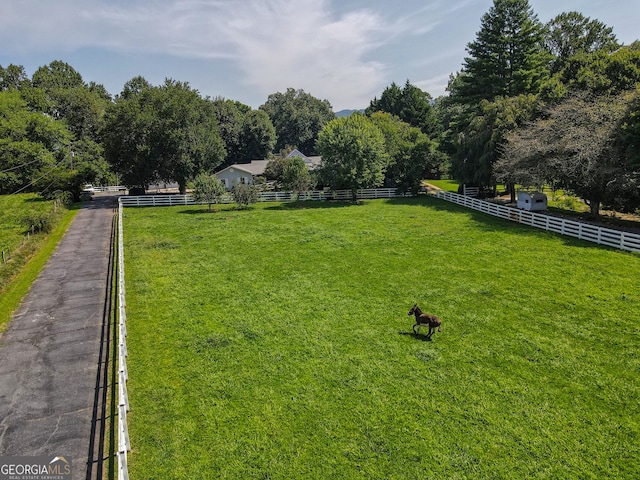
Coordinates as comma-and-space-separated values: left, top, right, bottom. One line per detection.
413, 323, 418, 334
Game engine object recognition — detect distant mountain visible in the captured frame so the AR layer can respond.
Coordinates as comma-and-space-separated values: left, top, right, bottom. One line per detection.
335, 109, 365, 117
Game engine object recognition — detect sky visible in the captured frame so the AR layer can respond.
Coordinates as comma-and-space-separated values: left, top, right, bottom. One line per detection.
1, 0, 639, 111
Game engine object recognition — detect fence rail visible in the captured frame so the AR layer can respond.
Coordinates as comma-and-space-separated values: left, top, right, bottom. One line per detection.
94, 185, 127, 192
113, 186, 409, 477
436, 190, 640, 252
118, 188, 410, 207
117, 200, 130, 480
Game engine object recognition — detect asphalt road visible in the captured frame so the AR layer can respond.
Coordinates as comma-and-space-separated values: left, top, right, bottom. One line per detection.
0, 194, 117, 480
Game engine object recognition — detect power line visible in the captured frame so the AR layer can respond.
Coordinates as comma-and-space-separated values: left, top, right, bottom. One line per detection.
10, 157, 68, 195
0, 158, 41, 174
38, 178, 60, 196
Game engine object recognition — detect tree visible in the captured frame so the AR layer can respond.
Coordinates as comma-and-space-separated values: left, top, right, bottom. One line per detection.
442, 0, 550, 192
459, 0, 550, 103
316, 114, 388, 200
51, 85, 109, 140
561, 46, 640, 95
239, 109, 276, 162
102, 78, 225, 193
451, 94, 540, 194
263, 156, 289, 186
0, 90, 72, 195
369, 112, 446, 193
192, 173, 226, 212
231, 183, 260, 209
210, 98, 246, 166
154, 80, 226, 193
366, 80, 440, 137
260, 88, 335, 154
31, 61, 84, 91
211, 99, 276, 166
282, 157, 312, 197
545, 12, 619, 74
0, 64, 30, 91
101, 80, 160, 189
121, 76, 152, 99
497, 91, 635, 216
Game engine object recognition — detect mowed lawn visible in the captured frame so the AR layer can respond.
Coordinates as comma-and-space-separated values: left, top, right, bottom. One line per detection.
123, 197, 639, 479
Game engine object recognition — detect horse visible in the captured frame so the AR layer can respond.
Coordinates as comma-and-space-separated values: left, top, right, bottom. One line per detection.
408, 304, 442, 337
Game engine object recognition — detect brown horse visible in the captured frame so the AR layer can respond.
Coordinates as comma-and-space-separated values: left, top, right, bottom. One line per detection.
408, 304, 442, 337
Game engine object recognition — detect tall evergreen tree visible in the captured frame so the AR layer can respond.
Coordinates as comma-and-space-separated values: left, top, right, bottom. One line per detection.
444, 0, 550, 188
460, 0, 550, 103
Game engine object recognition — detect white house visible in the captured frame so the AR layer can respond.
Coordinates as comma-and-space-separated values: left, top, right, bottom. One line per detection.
286, 149, 322, 170
214, 160, 270, 190
215, 151, 322, 190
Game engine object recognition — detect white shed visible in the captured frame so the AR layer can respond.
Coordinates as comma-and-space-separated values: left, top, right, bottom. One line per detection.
517, 191, 547, 211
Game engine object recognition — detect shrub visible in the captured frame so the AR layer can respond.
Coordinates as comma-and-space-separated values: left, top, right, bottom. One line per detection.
21, 211, 53, 234
192, 173, 226, 212
231, 183, 259, 209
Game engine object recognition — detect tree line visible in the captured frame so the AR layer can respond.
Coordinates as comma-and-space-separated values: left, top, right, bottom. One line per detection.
440, 1, 640, 216
1, 0, 639, 215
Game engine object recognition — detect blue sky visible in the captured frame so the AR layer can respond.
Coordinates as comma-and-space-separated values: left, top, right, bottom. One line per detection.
1, 0, 638, 111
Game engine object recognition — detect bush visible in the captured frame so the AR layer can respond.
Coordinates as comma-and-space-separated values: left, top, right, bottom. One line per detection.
51, 190, 74, 205
192, 173, 226, 212
231, 183, 259, 209
21, 211, 53, 234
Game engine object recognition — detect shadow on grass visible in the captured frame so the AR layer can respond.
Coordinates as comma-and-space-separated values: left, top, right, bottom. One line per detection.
405, 195, 637, 252
263, 200, 360, 211
398, 331, 435, 342
178, 208, 230, 215
24, 196, 50, 204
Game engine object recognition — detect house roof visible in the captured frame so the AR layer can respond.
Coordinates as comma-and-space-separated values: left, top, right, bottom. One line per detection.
215, 152, 324, 178
215, 159, 270, 176
287, 149, 322, 169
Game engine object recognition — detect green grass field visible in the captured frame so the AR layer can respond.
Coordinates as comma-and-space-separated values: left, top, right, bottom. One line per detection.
123, 197, 639, 479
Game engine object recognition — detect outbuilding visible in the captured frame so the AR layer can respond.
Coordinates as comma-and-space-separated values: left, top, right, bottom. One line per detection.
517, 191, 547, 211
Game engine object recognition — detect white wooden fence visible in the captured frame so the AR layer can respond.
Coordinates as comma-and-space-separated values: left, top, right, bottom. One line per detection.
117, 201, 130, 480
118, 188, 410, 207
94, 185, 127, 192
436, 190, 640, 252
112, 186, 408, 479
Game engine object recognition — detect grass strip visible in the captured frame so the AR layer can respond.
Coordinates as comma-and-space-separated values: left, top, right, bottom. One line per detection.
0, 207, 78, 332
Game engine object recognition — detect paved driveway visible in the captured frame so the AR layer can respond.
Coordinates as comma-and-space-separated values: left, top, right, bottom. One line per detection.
0, 194, 117, 480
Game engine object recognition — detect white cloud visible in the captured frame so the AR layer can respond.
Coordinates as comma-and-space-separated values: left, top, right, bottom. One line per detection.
6, 0, 635, 109
0, 0, 394, 108
217, 1, 387, 108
